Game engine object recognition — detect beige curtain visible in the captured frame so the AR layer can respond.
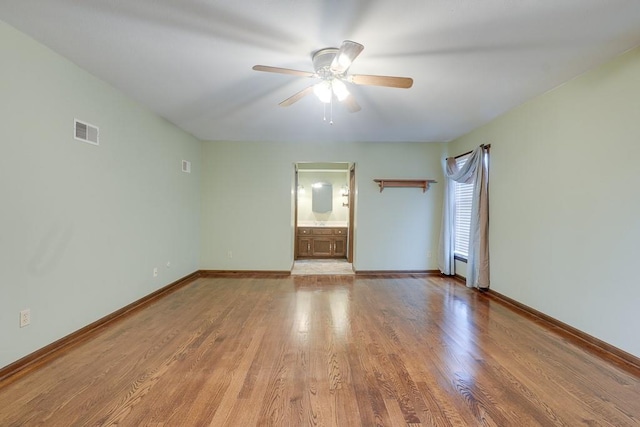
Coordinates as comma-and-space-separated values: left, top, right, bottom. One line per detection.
438, 145, 490, 288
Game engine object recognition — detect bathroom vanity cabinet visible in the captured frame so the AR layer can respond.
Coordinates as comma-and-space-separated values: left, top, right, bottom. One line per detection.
296, 227, 347, 258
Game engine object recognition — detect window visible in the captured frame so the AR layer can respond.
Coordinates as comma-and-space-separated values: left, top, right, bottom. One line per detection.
452, 150, 490, 261
453, 155, 472, 260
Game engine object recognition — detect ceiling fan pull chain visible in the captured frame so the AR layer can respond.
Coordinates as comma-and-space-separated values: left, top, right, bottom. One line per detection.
323, 102, 327, 122
330, 95, 334, 125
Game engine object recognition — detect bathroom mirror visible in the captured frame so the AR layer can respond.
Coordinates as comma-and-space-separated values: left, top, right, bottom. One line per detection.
312, 183, 332, 213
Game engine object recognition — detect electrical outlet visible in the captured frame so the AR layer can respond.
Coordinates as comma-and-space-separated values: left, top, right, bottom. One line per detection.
153, 267, 158, 277
20, 309, 30, 328
166, 261, 171, 268
427, 251, 432, 258
227, 250, 233, 259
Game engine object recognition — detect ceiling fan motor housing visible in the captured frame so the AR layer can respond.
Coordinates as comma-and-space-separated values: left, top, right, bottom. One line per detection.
312, 48, 339, 79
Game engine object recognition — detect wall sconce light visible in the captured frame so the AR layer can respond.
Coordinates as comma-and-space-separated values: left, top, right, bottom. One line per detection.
341, 185, 349, 207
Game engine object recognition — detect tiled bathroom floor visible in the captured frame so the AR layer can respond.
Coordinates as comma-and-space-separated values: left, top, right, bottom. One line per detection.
291, 259, 354, 275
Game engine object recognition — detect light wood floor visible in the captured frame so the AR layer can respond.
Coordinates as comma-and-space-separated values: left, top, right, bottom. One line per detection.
1, 275, 639, 426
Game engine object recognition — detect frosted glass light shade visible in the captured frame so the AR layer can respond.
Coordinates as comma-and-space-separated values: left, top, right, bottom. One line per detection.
332, 79, 349, 101
313, 81, 332, 103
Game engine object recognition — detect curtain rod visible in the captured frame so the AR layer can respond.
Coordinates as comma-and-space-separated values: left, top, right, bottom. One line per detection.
453, 144, 491, 160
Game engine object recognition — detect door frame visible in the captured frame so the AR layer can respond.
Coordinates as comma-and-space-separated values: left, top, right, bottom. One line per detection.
294, 164, 299, 259
348, 164, 355, 263
293, 162, 355, 263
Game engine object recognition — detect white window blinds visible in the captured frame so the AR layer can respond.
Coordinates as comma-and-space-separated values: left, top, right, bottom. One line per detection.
454, 155, 472, 259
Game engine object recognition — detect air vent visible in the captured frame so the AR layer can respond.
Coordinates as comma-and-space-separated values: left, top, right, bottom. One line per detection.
182, 160, 191, 173
74, 119, 99, 145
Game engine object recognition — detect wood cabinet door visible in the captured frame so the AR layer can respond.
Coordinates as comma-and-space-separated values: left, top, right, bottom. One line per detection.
333, 237, 347, 257
312, 238, 332, 256
297, 237, 312, 257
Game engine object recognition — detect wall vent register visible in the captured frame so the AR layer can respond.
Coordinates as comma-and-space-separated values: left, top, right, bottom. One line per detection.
74, 119, 99, 145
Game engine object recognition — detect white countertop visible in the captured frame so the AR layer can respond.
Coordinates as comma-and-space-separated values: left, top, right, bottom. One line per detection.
298, 221, 348, 227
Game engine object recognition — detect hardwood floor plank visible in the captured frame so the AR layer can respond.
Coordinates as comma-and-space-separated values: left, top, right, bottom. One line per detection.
1, 275, 639, 426
344, 343, 384, 426
456, 296, 632, 424
353, 278, 483, 425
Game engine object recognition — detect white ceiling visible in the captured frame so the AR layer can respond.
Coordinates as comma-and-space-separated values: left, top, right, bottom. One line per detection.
2, 1, 640, 143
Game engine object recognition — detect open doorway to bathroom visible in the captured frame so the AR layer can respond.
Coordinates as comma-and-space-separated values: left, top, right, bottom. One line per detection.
292, 162, 354, 275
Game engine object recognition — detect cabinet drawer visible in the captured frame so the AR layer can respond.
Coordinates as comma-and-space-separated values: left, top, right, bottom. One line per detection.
334, 228, 347, 235
298, 228, 313, 235
312, 228, 334, 235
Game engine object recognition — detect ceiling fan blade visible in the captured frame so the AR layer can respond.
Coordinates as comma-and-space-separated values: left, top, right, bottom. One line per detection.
331, 40, 364, 74
279, 86, 315, 107
343, 94, 361, 113
349, 74, 414, 89
252, 65, 315, 78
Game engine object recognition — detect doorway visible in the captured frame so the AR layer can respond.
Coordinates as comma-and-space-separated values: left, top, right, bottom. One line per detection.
293, 162, 355, 274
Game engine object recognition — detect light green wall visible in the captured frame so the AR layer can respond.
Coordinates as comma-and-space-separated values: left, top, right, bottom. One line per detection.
200, 141, 445, 271
8, 9, 636, 371
450, 46, 640, 357
0, 21, 202, 368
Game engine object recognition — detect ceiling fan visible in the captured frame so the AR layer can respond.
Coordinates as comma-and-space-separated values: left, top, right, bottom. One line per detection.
252, 40, 413, 115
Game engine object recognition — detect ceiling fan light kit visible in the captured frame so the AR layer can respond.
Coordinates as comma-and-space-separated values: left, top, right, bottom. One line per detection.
313, 80, 332, 103
252, 40, 413, 123
331, 79, 349, 101
314, 79, 349, 104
